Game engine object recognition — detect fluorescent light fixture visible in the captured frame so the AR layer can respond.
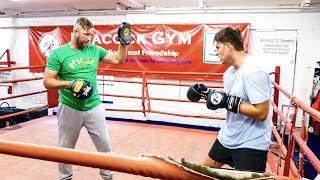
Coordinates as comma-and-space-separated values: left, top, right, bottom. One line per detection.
300, 0, 311, 7
116, 3, 126, 11
198, 0, 205, 8
3, 9, 22, 16
119, 0, 145, 9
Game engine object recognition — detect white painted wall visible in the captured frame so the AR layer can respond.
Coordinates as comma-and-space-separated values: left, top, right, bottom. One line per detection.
0, 18, 13, 107
0, 12, 319, 127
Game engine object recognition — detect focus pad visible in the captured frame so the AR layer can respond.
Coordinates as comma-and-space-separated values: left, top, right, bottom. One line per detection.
118, 22, 132, 45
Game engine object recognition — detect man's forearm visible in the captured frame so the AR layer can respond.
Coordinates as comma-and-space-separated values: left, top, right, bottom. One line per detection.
239, 102, 269, 121
43, 78, 70, 89
115, 44, 127, 64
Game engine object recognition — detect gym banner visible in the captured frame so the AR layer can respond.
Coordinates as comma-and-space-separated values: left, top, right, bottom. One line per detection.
29, 23, 249, 79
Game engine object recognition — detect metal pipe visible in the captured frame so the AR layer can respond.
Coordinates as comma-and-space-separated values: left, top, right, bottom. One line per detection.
271, 125, 301, 178
272, 81, 320, 122
0, 65, 45, 71
0, 77, 43, 84
0, 105, 48, 121
272, 66, 280, 124
0, 90, 47, 101
272, 102, 320, 175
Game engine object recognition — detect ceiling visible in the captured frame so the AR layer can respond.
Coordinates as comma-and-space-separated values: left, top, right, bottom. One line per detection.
1, 0, 320, 17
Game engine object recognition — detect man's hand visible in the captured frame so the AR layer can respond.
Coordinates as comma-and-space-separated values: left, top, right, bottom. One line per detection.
206, 90, 242, 113
69, 80, 93, 100
187, 83, 209, 102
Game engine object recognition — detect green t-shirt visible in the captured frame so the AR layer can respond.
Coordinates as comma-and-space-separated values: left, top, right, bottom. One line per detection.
46, 43, 107, 111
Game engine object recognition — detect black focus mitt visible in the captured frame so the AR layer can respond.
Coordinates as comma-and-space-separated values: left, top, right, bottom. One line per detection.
69, 80, 93, 100
118, 22, 132, 45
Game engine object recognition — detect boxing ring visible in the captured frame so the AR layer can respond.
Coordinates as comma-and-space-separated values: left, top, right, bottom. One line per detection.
0, 49, 319, 179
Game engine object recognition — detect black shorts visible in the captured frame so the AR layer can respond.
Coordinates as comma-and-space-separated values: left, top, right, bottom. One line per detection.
208, 139, 268, 172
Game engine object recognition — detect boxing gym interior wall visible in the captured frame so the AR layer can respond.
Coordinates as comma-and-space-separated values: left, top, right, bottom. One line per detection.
1, 12, 320, 127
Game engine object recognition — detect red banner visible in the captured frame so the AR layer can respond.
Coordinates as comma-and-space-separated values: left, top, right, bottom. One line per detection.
29, 23, 249, 80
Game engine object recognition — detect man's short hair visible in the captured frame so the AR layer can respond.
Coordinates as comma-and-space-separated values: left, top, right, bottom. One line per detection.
74, 17, 93, 31
214, 27, 244, 51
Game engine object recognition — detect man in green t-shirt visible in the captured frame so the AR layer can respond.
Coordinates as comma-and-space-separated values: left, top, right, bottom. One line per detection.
43, 17, 131, 180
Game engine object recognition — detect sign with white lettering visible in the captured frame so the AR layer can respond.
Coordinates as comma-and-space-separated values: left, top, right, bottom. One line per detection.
29, 24, 249, 79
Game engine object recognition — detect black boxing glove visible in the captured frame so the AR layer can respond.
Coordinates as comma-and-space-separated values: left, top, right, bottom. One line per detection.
118, 22, 132, 45
69, 80, 93, 100
206, 89, 242, 113
187, 83, 209, 102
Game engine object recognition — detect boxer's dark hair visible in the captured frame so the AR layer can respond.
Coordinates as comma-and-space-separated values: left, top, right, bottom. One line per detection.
214, 27, 244, 51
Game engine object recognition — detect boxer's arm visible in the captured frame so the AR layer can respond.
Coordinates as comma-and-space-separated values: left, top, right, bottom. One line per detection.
238, 100, 270, 121
102, 44, 127, 65
43, 69, 70, 89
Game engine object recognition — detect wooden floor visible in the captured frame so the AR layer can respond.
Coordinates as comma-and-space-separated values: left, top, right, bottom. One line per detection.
0, 116, 219, 180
